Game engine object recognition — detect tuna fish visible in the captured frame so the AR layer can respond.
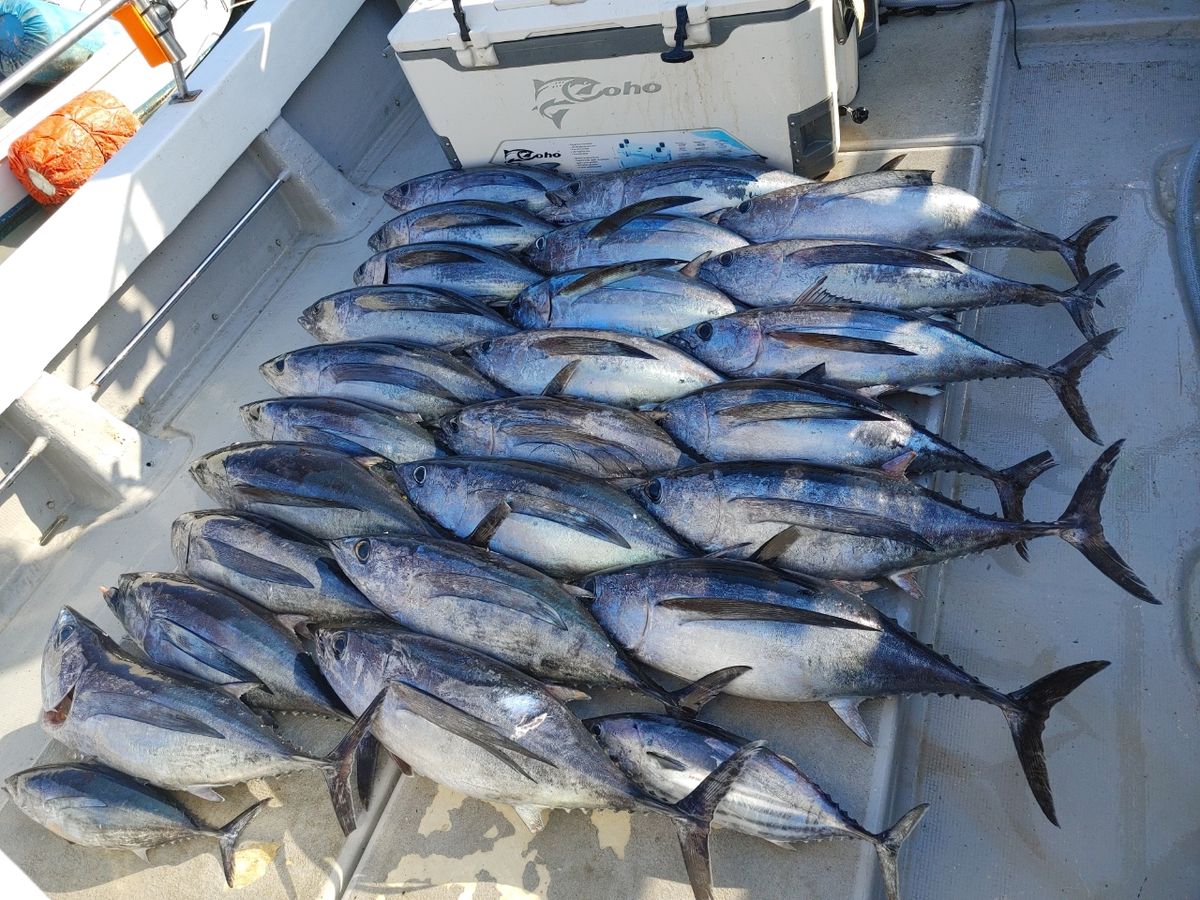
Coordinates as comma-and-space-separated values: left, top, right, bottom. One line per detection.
715, 170, 1116, 281
694, 240, 1123, 338
40, 608, 358, 832
509, 260, 739, 337
625, 442, 1159, 604
259, 341, 506, 419
395, 457, 691, 577
589, 714, 927, 900
383, 165, 568, 216
190, 442, 434, 540
313, 623, 765, 900
525, 197, 748, 273
463, 328, 723, 409
352, 242, 542, 304
433, 396, 691, 479
101, 571, 345, 717
4, 763, 266, 887
241, 396, 438, 464
664, 301, 1117, 443
544, 158, 812, 220
298, 286, 516, 346
171, 509, 379, 620
652, 378, 1054, 531
327, 534, 681, 704
368, 200, 554, 253
584, 557, 1111, 825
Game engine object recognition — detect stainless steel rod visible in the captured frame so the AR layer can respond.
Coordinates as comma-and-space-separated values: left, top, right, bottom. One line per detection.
0, 0, 130, 104
0, 436, 48, 497
91, 171, 290, 389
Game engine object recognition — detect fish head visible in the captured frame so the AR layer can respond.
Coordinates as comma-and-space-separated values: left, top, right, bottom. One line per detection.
312, 625, 395, 710
651, 395, 707, 457
545, 176, 622, 222
258, 349, 299, 393
367, 218, 405, 253
100, 574, 150, 645
627, 469, 715, 546
395, 459, 458, 520
353, 252, 388, 287
383, 175, 439, 213
41, 607, 115, 716
577, 571, 651, 652
169, 511, 207, 569
663, 315, 757, 373
429, 407, 480, 456
297, 299, 332, 340
238, 399, 277, 442
508, 281, 552, 328
584, 713, 644, 765
189, 450, 233, 504
696, 246, 760, 296
522, 232, 560, 273
459, 338, 507, 385
714, 195, 762, 238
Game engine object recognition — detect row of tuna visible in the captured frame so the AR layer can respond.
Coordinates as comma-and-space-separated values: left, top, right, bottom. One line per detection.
6, 156, 1156, 900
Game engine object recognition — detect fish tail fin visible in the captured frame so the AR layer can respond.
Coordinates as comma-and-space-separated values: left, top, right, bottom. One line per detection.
1060, 215, 1117, 281
1054, 440, 1160, 603
320, 689, 387, 836
667, 665, 752, 717
213, 798, 268, 888
869, 803, 930, 900
1002, 661, 1111, 825
671, 740, 766, 900
1056, 263, 1122, 339
991, 450, 1056, 560
1041, 328, 1119, 444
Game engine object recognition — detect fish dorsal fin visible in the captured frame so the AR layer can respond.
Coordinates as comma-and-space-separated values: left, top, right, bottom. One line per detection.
556, 259, 679, 299
879, 451, 918, 478
791, 275, 832, 306
421, 572, 568, 630
542, 685, 590, 703
714, 400, 890, 425
513, 804, 547, 833
765, 331, 918, 356
802, 170, 934, 199
84, 690, 228, 740
660, 597, 876, 630
477, 490, 633, 549
147, 617, 264, 687
748, 526, 803, 565
679, 251, 713, 279
670, 665, 752, 715
542, 360, 579, 396
797, 363, 827, 383
534, 334, 657, 360
203, 537, 315, 588
876, 154, 907, 171
784, 243, 962, 272
587, 196, 703, 240
731, 497, 936, 551
828, 698, 873, 745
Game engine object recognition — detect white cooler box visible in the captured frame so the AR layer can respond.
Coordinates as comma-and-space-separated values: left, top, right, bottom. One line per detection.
389, 0, 862, 178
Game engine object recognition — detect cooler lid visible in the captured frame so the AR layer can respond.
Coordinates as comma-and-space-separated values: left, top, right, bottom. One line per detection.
391, 0, 816, 53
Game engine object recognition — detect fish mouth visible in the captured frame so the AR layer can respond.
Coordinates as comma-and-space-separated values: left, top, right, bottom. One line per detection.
42, 685, 75, 727
545, 190, 566, 208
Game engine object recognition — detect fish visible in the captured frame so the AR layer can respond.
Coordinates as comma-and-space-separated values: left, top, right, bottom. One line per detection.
432, 396, 691, 479
298, 285, 517, 346
101, 571, 346, 717
313, 623, 765, 900
368, 200, 554, 253
583, 557, 1110, 825
589, 714, 928, 900
664, 301, 1117, 443
694, 240, 1124, 339
171, 509, 380, 621
383, 165, 568, 215
259, 341, 506, 419
395, 457, 691, 578
509, 260, 739, 337
463, 329, 723, 409
525, 198, 748, 273
4, 763, 266, 888
715, 169, 1116, 281
327, 534, 682, 705
624, 442, 1159, 604
544, 158, 812, 220
241, 396, 439, 464
352, 242, 542, 304
190, 442, 434, 540
40, 608, 358, 832
652, 378, 1055, 528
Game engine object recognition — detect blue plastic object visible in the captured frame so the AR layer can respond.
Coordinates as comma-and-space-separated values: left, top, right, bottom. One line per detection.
0, 0, 115, 84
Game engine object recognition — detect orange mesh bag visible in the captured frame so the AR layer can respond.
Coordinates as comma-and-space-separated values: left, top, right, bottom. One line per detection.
6, 90, 139, 205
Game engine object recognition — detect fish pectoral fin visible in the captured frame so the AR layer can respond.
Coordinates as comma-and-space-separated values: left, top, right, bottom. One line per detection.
326, 363, 461, 401
715, 400, 890, 425
86, 691, 227, 740
679, 250, 713, 278
828, 699, 873, 746
507, 424, 637, 472
557, 259, 680, 298
387, 751, 413, 777
205, 537, 316, 588
645, 750, 689, 772
149, 618, 263, 687
185, 786, 227, 802
219, 681, 264, 700
542, 685, 590, 703
466, 501, 513, 548
879, 451, 918, 478
542, 360, 579, 396
764, 331, 917, 356
130, 847, 151, 862
534, 335, 657, 360
386, 681, 557, 781
587, 195, 703, 240
513, 804, 547, 834
876, 153, 907, 171
425, 574, 568, 631
734, 497, 937, 552
797, 363, 827, 383
234, 484, 353, 510
659, 597, 877, 631
489, 491, 632, 549
385, 248, 479, 268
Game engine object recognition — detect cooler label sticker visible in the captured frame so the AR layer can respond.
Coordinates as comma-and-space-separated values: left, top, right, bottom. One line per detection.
492, 129, 763, 174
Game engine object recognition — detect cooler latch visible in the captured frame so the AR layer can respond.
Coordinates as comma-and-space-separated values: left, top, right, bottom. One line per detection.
661, 3, 711, 58
449, 0, 499, 67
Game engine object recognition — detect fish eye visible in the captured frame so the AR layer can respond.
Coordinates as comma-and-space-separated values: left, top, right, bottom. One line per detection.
57, 624, 75, 646
332, 633, 348, 660
399, 184, 410, 196
447, 419, 459, 433
696, 322, 714, 342
534, 237, 546, 251
568, 182, 581, 195
737, 200, 752, 213
412, 465, 427, 484
353, 539, 371, 562
272, 358, 285, 373
645, 480, 662, 503
478, 340, 492, 354
718, 252, 733, 267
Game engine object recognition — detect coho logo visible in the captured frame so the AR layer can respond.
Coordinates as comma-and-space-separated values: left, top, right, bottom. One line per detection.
533, 77, 662, 129
503, 148, 563, 163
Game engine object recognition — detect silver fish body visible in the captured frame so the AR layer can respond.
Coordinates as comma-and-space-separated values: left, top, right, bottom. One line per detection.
328, 535, 661, 696
383, 165, 568, 215
260, 341, 506, 419
434, 396, 691, 478
241, 396, 438, 464
545, 158, 811, 220
352, 242, 542, 304
369, 200, 554, 253
189, 442, 434, 540
396, 457, 691, 577
171, 509, 379, 620
464, 329, 723, 408
298, 286, 517, 346
526, 214, 747, 273
509, 266, 738, 337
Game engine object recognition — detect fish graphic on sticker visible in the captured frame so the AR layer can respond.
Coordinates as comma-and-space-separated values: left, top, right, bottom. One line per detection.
533, 77, 602, 128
